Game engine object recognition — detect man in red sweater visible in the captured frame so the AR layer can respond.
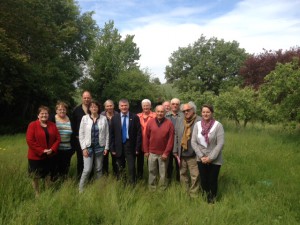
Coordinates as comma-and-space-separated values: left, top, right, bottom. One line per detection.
144, 105, 174, 190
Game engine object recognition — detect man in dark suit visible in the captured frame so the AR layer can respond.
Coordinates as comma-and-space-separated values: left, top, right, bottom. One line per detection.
110, 99, 142, 184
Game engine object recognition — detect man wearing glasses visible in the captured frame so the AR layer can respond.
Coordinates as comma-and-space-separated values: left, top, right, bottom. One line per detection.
173, 102, 201, 197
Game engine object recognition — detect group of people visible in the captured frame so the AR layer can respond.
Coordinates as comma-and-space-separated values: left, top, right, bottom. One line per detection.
26, 91, 224, 203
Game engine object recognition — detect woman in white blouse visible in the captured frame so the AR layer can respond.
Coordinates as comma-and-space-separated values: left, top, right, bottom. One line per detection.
78, 100, 109, 192
191, 104, 224, 203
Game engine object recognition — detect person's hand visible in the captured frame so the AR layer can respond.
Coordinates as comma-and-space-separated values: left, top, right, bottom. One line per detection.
103, 150, 108, 156
161, 154, 168, 161
43, 149, 52, 155
201, 156, 211, 164
136, 151, 139, 155
111, 151, 116, 155
47, 149, 53, 155
173, 153, 178, 157
82, 149, 89, 158
144, 153, 149, 158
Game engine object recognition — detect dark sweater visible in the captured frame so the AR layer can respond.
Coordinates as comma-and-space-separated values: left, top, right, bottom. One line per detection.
144, 118, 174, 156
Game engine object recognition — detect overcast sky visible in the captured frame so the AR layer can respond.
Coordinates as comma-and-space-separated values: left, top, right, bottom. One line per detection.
77, 0, 300, 83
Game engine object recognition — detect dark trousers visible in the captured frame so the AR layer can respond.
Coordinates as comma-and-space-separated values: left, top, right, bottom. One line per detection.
55, 150, 73, 178
73, 138, 83, 179
167, 154, 180, 182
115, 141, 136, 184
198, 162, 221, 202
103, 152, 118, 176
136, 152, 144, 180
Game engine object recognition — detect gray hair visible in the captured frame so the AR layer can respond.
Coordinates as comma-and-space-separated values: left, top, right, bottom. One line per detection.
104, 99, 114, 107
155, 105, 166, 112
141, 99, 151, 106
119, 99, 129, 106
171, 98, 180, 104
180, 101, 197, 113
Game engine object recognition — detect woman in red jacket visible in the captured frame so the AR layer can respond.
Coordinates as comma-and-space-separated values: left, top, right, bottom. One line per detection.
26, 105, 61, 197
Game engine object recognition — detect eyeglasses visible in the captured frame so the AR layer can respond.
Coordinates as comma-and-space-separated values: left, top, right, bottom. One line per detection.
182, 108, 192, 113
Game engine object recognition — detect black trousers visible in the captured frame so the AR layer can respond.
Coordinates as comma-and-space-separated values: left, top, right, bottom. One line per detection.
198, 162, 221, 202
102, 152, 118, 176
167, 154, 180, 182
115, 141, 136, 184
73, 138, 83, 179
54, 150, 73, 178
136, 152, 144, 180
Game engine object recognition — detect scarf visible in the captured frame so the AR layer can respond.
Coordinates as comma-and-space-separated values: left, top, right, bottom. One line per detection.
201, 119, 215, 144
181, 114, 197, 151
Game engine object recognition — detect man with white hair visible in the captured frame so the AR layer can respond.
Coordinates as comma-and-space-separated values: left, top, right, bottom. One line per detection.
165, 98, 183, 183
173, 102, 201, 197
137, 99, 156, 180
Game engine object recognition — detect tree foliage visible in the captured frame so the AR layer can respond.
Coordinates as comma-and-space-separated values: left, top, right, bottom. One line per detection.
240, 48, 300, 89
0, 0, 98, 133
101, 68, 163, 112
215, 87, 258, 127
80, 21, 140, 103
165, 35, 248, 95
180, 91, 216, 112
259, 59, 300, 123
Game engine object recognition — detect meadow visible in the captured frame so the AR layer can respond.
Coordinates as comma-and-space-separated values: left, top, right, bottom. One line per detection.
0, 123, 299, 225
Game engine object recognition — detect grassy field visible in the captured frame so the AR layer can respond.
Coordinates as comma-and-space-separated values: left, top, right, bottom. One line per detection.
0, 123, 299, 225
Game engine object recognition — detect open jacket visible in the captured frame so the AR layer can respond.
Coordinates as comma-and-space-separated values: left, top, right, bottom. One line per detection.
173, 115, 201, 158
79, 114, 110, 150
26, 120, 61, 160
191, 120, 224, 165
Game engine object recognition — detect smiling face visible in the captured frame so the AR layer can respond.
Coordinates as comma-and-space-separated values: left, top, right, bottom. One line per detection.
155, 105, 165, 120
182, 104, 194, 120
201, 107, 213, 122
38, 109, 49, 123
142, 102, 151, 114
105, 101, 114, 113
56, 104, 67, 119
119, 101, 129, 114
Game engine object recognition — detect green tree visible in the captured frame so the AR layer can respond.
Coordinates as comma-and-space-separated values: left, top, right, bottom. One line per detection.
260, 59, 300, 123
81, 21, 140, 103
101, 68, 162, 112
0, 0, 98, 133
215, 87, 258, 127
165, 35, 248, 95
179, 91, 216, 113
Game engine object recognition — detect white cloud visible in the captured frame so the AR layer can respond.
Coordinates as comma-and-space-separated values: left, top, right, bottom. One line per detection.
121, 0, 300, 82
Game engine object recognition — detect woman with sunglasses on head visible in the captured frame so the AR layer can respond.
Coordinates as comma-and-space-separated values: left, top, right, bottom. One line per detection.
191, 104, 224, 203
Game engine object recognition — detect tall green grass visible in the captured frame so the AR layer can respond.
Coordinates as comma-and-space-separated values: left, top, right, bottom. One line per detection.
0, 124, 299, 225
